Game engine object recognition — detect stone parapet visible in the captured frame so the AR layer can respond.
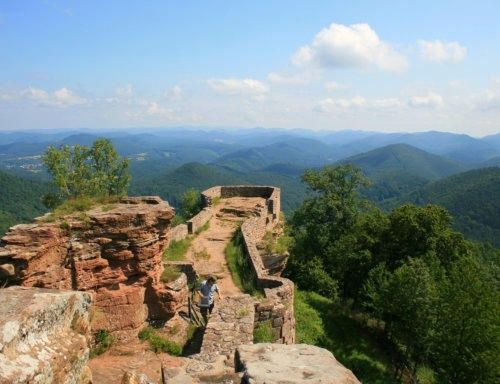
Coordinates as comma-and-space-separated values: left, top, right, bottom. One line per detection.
201, 186, 295, 344
186, 208, 212, 234
0, 287, 92, 384
171, 223, 188, 242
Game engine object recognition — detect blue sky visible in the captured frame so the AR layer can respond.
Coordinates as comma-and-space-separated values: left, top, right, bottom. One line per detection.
1, 1, 500, 136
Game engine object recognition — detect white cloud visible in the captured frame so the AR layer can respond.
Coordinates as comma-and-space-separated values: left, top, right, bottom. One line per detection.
418, 40, 467, 63
317, 96, 404, 112
164, 85, 183, 100
207, 78, 269, 95
371, 98, 404, 108
23, 87, 87, 107
475, 90, 500, 111
267, 72, 310, 85
146, 102, 174, 117
408, 92, 444, 108
292, 23, 408, 72
116, 84, 133, 97
324, 81, 346, 92
317, 96, 366, 111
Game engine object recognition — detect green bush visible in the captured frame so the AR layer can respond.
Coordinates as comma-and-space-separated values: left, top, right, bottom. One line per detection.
160, 265, 182, 283
253, 321, 274, 343
138, 326, 182, 356
90, 329, 114, 358
224, 229, 263, 297
163, 237, 193, 261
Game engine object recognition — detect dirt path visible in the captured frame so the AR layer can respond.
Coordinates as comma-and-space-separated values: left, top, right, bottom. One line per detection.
89, 197, 267, 383
185, 196, 266, 297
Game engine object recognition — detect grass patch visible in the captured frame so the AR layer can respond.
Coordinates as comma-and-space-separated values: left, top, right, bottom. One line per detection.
138, 326, 182, 356
224, 229, 263, 297
295, 290, 399, 384
163, 237, 193, 261
211, 196, 221, 206
40, 195, 121, 223
195, 221, 210, 234
161, 265, 182, 283
172, 215, 186, 226
193, 247, 211, 260
90, 329, 114, 358
253, 320, 274, 343
262, 231, 293, 255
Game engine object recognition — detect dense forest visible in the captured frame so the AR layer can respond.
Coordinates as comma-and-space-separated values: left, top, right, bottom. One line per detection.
0, 169, 53, 235
285, 165, 499, 383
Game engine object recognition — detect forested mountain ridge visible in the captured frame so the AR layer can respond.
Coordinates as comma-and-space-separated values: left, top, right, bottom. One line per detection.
384, 167, 500, 246
0, 169, 53, 235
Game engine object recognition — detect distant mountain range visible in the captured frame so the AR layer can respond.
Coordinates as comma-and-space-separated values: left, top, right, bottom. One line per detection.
1, 128, 500, 245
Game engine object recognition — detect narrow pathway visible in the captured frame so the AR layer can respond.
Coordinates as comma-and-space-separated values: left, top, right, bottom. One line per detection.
185, 196, 266, 297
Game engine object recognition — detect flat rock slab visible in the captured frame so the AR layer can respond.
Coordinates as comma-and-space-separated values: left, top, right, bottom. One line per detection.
0, 286, 92, 384
236, 343, 361, 384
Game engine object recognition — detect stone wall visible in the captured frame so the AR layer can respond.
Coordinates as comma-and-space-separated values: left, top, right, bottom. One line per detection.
201, 185, 295, 344
171, 223, 188, 242
186, 208, 212, 234
0, 196, 180, 334
0, 287, 92, 384
202, 185, 280, 223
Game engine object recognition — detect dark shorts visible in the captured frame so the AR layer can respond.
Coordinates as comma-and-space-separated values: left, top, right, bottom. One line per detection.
200, 303, 214, 316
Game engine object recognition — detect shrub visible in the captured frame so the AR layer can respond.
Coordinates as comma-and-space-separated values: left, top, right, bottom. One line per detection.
161, 265, 182, 283
163, 237, 193, 261
138, 326, 182, 356
253, 321, 274, 343
90, 329, 114, 358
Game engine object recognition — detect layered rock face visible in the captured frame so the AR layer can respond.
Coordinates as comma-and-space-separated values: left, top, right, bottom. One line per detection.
0, 196, 183, 333
0, 286, 92, 384
236, 344, 361, 384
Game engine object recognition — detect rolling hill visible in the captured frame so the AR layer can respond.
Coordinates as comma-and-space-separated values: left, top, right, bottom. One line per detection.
212, 137, 338, 172
339, 144, 466, 202
0, 169, 53, 236
384, 167, 500, 246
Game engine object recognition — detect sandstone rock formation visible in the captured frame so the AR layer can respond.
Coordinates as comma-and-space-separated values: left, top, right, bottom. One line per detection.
0, 196, 185, 334
236, 344, 361, 384
0, 286, 92, 384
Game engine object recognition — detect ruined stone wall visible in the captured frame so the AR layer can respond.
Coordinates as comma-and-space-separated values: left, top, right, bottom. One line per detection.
0, 287, 92, 384
202, 185, 280, 224
0, 196, 185, 335
186, 207, 212, 234
171, 223, 188, 242
202, 185, 295, 344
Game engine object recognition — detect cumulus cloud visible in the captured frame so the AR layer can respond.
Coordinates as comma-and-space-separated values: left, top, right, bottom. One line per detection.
292, 23, 408, 72
23, 87, 87, 107
267, 72, 310, 85
146, 102, 174, 117
408, 92, 444, 108
324, 81, 346, 92
317, 96, 404, 112
207, 78, 268, 96
317, 96, 366, 111
116, 84, 133, 97
164, 85, 183, 100
418, 40, 467, 63
475, 90, 500, 111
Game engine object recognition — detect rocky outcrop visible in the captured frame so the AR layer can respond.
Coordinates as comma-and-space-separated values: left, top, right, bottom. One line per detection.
236, 344, 361, 384
0, 286, 92, 384
0, 196, 179, 333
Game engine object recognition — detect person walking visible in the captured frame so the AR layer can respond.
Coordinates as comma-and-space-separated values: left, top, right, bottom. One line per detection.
198, 276, 222, 323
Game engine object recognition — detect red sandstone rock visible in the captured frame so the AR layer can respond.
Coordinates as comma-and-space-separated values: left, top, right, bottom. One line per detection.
0, 196, 182, 334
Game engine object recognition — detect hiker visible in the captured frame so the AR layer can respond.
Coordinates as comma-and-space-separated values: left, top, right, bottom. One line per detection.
198, 276, 222, 322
